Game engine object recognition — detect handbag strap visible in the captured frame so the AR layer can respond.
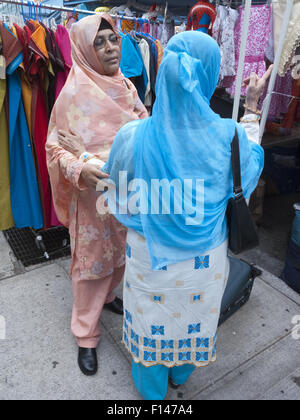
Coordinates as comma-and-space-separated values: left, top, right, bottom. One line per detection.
231, 128, 243, 197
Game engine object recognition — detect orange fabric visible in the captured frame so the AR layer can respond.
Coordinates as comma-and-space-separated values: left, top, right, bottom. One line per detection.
155, 40, 164, 72
122, 20, 135, 33
31, 23, 49, 60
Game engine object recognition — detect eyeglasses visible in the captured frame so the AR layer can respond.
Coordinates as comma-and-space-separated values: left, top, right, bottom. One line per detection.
94, 34, 119, 50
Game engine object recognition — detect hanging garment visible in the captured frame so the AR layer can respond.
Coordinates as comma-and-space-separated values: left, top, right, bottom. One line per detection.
50, 25, 70, 227
55, 24, 72, 99
120, 33, 148, 103
0, 34, 14, 230
228, 4, 272, 97
273, 0, 300, 77
41, 24, 65, 115
155, 39, 164, 71
14, 24, 34, 142
281, 77, 300, 129
212, 5, 238, 82
28, 21, 52, 228
0, 22, 43, 230
138, 34, 157, 104
137, 37, 151, 106
259, 70, 294, 120
265, 5, 274, 64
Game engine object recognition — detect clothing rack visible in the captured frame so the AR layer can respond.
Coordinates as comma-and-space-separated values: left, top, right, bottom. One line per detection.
259, 0, 295, 141
230, 0, 296, 146
0, 0, 166, 23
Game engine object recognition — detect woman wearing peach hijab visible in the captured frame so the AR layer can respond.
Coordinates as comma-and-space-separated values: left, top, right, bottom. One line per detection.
46, 14, 147, 376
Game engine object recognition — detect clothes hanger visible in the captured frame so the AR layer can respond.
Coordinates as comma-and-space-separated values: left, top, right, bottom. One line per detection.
142, 19, 156, 41
38, 2, 43, 24
32, 1, 37, 22
21, 1, 27, 24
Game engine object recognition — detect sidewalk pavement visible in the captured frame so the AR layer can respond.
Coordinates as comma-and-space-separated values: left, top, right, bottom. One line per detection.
0, 232, 299, 400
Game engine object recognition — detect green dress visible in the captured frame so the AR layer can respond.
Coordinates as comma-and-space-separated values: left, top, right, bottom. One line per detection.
0, 43, 14, 230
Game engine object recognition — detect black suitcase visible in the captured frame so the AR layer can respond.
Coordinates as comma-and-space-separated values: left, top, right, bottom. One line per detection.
218, 256, 262, 326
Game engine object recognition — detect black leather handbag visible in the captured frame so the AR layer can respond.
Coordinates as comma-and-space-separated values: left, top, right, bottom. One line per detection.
226, 129, 259, 254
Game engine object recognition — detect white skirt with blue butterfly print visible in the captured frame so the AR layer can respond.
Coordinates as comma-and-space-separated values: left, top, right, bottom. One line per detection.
122, 228, 230, 368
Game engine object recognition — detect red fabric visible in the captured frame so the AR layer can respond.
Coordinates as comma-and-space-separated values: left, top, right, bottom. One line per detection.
26, 24, 51, 229
33, 87, 51, 228
186, 1, 216, 31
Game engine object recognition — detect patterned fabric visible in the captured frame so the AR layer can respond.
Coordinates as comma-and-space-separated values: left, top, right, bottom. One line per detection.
46, 14, 148, 279
228, 4, 272, 97
122, 228, 230, 367
212, 5, 238, 81
259, 71, 294, 120
277, 1, 300, 77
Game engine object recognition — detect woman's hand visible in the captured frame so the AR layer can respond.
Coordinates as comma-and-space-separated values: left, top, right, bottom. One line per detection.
58, 129, 85, 159
242, 64, 273, 111
80, 162, 109, 189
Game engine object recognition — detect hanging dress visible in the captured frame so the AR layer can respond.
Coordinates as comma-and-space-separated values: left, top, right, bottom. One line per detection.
0, 22, 43, 229
212, 5, 238, 84
0, 32, 14, 230
228, 4, 272, 97
14, 24, 34, 142
27, 21, 52, 229
47, 25, 68, 227
54, 24, 72, 99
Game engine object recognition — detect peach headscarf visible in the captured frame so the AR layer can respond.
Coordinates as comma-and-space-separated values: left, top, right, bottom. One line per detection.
46, 13, 147, 227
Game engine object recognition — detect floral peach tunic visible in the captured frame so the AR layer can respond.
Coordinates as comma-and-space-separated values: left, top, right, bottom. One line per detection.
46, 14, 148, 279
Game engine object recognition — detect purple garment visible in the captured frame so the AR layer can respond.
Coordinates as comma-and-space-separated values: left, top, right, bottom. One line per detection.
259, 71, 294, 120
228, 4, 272, 97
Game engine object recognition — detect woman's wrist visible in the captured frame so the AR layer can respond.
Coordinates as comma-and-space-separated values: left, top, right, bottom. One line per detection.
79, 152, 95, 163
243, 102, 261, 116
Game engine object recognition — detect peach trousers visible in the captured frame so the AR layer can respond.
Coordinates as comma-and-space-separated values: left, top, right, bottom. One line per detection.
71, 263, 125, 348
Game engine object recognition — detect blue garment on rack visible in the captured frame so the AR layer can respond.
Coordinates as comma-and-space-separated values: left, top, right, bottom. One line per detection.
120, 33, 144, 78
6, 38, 43, 229
76, 3, 89, 21
120, 33, 148, 103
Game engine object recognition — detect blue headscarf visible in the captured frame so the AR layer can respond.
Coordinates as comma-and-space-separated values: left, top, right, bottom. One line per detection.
103, 31, 264, 270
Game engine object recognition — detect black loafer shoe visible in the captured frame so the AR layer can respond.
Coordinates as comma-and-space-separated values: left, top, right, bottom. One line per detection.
168, 377, 181, 390
78, 347, 98, 376
104, 296, 123, 315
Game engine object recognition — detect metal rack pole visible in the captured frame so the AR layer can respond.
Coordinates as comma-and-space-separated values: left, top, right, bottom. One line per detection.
259, 0, 295, 142
0, 0, 94, 15
232, 0, 252, 121
0, 0, 156, 21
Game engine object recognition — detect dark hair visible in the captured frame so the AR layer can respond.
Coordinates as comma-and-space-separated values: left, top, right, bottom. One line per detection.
98, 18, 113, 31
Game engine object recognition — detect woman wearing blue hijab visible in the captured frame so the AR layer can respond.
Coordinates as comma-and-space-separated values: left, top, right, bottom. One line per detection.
66, 30, 270, 399
101, 30, 270, 400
